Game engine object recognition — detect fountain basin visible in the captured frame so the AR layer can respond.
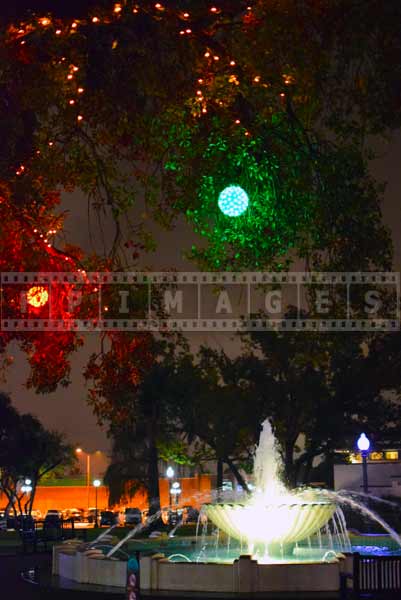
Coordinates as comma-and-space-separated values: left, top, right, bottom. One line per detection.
140, 553, 349, 594
204, 500, 336, 547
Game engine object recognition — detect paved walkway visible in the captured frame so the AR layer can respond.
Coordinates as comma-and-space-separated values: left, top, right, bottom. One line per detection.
0, 553, 51, 598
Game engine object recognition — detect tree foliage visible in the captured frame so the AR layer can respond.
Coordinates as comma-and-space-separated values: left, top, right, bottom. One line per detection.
0, 391, 74, 515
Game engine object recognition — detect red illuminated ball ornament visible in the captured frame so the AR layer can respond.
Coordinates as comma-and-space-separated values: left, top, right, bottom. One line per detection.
27, 286, 49, 308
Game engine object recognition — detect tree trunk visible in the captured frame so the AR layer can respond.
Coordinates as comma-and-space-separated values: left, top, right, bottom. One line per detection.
148, 439, 161, 514
284, 441, 297, 488
225, 457, 250, 493
216, 458, 223, 500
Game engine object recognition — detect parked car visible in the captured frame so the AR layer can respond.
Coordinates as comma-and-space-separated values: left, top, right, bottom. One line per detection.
124, 507, 142, 526
168, 509, 182, 527
183, 505, 199, 523
3, 511, 17, 529
30, 509, 42, 521
141, 509, 150, 523
16, 514, 35, 531
100, 511, 118, 527
62, 508, 83, 521
44, 509, 62, 525
86, 507, 97, 523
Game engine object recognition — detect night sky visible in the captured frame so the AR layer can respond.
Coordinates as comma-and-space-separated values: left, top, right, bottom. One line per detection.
2, 3, 401, 453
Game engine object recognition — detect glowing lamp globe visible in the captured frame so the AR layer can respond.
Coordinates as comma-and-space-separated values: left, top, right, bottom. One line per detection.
357, 433, 370, 452
218, 186, 249, 217
27, 286, 49, 308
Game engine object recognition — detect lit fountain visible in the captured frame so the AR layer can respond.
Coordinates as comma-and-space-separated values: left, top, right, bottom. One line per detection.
53, 419, 401, 596
204, 419, 338, 560
139, 420, 356, 595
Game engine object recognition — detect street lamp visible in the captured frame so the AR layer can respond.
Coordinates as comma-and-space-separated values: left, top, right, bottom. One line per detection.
21, 478, 33, 516
170, 481, 182, 506
21, 478, 33, 494
76, 447, 91, 508
357, 433, 371, 494
93, 479, 101, 528
166, 467, 174, 510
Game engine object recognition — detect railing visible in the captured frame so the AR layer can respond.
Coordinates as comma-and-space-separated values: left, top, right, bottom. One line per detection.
19, 517, 87, 552
354, 553, 401, 596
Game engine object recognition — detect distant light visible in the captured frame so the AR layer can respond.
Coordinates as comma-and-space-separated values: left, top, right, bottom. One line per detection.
93, 479, 101, 487
357, 433, 370, 452
172, 481, 180, 489
218, 186, 249, 217
166, 466, 174, 479
76, 447, 83, 453
21, 479, 32, 493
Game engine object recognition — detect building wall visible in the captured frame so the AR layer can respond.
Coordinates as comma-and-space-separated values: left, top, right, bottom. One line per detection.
334, 462, 401, 497
0, 475, 212, 514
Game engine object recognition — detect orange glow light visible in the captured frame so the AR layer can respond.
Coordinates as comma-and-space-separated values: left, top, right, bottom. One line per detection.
27, 286, 49, 308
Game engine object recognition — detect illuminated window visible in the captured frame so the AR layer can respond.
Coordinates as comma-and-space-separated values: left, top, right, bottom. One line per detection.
385, 451, 399, 460
370, 452, 384, 461
349, 453, 362, 464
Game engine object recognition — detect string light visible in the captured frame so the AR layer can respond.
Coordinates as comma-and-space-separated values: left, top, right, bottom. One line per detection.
7, 2, 264, 154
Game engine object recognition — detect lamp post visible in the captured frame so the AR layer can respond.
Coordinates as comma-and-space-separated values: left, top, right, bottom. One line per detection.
171, 481, 182, 506
21, 478, 33, 516
166, 466, 174, 510
76, 447, 91, 508
357, 433, 370, 494
93, 479, 101, 528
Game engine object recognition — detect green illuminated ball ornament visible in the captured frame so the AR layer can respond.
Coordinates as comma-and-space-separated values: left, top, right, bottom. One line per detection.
218, 186, 249, 217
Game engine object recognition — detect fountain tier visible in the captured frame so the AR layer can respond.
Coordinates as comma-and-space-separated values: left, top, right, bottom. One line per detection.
204, 500, 336, 546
